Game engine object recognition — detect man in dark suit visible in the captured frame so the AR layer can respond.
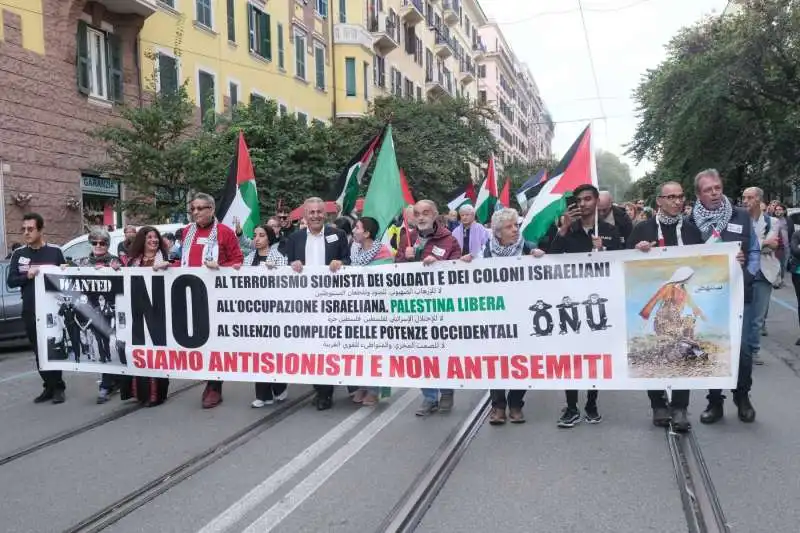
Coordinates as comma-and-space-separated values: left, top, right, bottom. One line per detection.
286, 197, 350, 410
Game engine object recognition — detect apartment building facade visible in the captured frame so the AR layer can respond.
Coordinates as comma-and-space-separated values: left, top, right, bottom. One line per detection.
477, 23, 554, 170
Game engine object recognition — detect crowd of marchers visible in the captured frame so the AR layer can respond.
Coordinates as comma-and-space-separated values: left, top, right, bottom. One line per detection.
8, 169, 799, 433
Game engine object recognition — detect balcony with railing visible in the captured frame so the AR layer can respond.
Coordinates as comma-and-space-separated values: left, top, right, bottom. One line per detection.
368, 12, 400, 53
100, 0, 156, 16
472, 37, 487, 58
400, 0, 424, 26
433, 27, 453, 59
425, 68, 447, 97
442, 0, 460, 25
458, 57, 476, 84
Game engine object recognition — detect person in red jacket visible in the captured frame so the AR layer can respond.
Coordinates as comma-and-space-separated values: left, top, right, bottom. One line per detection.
181, 192, 243, 409
395, 199, 461, 416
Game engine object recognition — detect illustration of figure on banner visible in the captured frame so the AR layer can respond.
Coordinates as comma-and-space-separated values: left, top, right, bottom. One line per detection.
624, 255, 732, 378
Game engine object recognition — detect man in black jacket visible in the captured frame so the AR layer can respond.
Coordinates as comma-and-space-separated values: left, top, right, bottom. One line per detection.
598, 191, 634, 244
7, 213, 67, 404
628, 181, 703, 432
286, 197, 350, 411
547, 184, 623, 428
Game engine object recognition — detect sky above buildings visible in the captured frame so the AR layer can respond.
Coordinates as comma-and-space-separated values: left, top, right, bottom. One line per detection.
479, 0, 728, 179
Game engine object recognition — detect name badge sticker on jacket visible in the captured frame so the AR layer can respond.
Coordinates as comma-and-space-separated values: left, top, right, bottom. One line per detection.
325, 234, 339, 244
431, 246, 445, 257
196, 237, 208, 245
726, 223, 743, 234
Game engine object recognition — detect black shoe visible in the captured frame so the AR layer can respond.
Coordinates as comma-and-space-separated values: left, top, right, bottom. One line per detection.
733, 394, 756, 423
584, 405, 602, 424
670, 407, 691, 432
316, 396, 333, 411
557, 407, 581, 428
33, 388, 54, 404
700, 402, 723, 424
795, 337, 800, 346
652, 406, 671, 427
52, 389, 65, 404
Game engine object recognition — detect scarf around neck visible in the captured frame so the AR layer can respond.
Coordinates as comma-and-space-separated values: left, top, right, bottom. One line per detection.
351, 240, 383, 266
129, 250, 165, 267
181, 220, 218, 267
656, 210, 683, 247
692, 196, 733, 241
489, 234, 525, 257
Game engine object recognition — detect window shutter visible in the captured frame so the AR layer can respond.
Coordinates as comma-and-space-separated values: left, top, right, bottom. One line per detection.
159, 54, 177, 94
226, 0, 236, 42
107, 33, 124, 103
76, 21, 90, 94
248, 4, 255, 52
261, 12, 271, 60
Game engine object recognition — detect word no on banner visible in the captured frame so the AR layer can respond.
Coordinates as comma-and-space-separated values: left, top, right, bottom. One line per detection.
36, 243, 743, 390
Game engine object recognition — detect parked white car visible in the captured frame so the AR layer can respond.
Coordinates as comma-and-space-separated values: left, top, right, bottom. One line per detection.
788, 207, 800, 234
61, 223, 185, 263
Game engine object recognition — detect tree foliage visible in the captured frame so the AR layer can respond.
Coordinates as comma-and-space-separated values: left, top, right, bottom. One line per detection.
629, 0, 800, 201
595, 150, 633, 200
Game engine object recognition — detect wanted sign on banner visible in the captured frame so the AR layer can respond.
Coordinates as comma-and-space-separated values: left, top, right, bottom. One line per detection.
36, 243, 743, 390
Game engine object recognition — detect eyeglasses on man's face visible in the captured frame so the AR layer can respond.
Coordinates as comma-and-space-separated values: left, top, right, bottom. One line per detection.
91, 241, 108, 247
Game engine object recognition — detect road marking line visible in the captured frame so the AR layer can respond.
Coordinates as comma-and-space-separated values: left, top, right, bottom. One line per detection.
0, 370, 37, 384
241, 390, 418, 533
770, 296, 796, 313
198, 396, 392, 533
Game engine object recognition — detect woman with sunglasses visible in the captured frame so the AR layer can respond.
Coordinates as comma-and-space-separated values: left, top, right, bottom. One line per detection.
72, 228, 122, 403
119, 226, 172, 406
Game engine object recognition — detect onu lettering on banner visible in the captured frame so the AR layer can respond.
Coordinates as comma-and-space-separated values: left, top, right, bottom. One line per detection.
36, 243, 743, 390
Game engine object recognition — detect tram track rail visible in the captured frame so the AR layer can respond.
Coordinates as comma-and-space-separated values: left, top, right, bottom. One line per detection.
0, 381, 202, 467
666, 424, 729, 533
377, 393, 491, 533
62, 389, 316, 533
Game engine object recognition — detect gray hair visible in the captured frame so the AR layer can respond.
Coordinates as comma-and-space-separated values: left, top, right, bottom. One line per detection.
490, 208, 519, 238
694, 169, 721, 193
458, 204, 475, 215
415, 199, 439, 215
304, 197, 325, 213
192, 192, 215, 210
743, 186, 763, 201
88, 227, 111, 245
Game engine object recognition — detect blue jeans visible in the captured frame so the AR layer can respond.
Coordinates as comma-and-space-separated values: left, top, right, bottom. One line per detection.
748, 278, 773, 355
422, 388, 453, 402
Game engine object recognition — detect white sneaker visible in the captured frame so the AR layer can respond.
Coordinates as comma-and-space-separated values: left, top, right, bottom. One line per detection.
251, 399, 273, 408
275, 390, 288, 402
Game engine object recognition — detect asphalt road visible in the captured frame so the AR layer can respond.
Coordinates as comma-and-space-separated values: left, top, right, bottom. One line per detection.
0, 284, 797, 532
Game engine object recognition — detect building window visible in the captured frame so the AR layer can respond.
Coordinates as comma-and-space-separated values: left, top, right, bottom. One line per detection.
297, 112, 308, 125
479, 90, 486, 104
404, 77, 413, 99
279, 103, 288, 116
373, 56, 385, 88
390, 68, 402, 97
196, 0, 213, 28
226, 0, 235, 42
314, 43, 325, 90
160, 0, 175, 7
316, 0, 328, 18
294, 28, 306, 80
345, 57, 356, 96
198, 69, 215, 125
249, 4, 272, 60
416, 86, 422, 101
339, 0, 346, 22
157, 53, 178, 95
363, 61, 369, 101
229, 81, 239, 108
81, 174, 122, 231
277, 24, 285, 69
250, 92, 266, 108
76, 21, 123, 103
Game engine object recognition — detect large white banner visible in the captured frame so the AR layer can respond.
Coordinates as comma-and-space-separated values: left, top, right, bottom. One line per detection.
36, 243, 743, 390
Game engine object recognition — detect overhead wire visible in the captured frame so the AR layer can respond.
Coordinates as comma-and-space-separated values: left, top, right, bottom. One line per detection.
495, 0, 659, 25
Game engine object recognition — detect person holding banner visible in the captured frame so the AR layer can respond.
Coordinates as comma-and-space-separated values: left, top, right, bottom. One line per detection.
547, 184, 623, 428
182, 193, 244, 409
285, 197, 350, 411
243, 224, 289, 408
629, 182, 702, 432
7, 213, 67, 404
451, 204, 490, 261
692, 170, 758, 424
349, 217, 394, 406
120, 226, 171, 407
464, 208, 544, 425
396, 200, 462, 417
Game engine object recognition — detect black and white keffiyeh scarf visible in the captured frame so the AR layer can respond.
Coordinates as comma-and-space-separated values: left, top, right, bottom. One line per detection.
489, 234, 525, 257
692, 196, 733, 241
656, 211, 683, 247
245, 247, 287, 267
180, 220, 218, 266
350, 240, 383, 266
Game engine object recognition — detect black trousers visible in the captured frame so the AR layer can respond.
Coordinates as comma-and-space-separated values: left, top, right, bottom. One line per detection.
65, 325, 82, 362
315, 384, 358, 399
708, 301, 753, 402
206, 380, 223, 393
565, 390, 597, 409
255, 382, 288, 401
490, 389, 525, 409
793, 273, 800, 326
648, 390, 689, 409
93, 326, 110, 362
25, 313, 65, 391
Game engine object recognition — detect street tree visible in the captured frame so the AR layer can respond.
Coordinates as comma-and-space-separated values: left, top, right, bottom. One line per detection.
596, 150, 633, 200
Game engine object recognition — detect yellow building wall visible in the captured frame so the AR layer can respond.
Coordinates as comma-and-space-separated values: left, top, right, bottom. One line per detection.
140, 0, 333, 122
0, 0, 45, 54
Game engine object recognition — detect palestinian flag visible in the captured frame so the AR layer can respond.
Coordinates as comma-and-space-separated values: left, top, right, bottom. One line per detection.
330, 125, 386, 216
520, 125, 595, 244
218, 131, 260, 237
384, 168, 416, 253
474, 154, 498, 223
446, 181, 477, 212
497, 178, 511, 210
516, 169, 549, 208
361, 124, 406, 239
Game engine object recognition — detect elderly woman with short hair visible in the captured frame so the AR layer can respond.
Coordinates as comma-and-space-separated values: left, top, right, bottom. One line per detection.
462, 208, 544, 425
